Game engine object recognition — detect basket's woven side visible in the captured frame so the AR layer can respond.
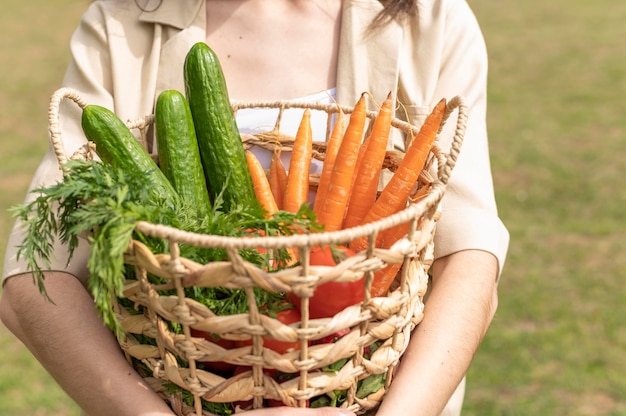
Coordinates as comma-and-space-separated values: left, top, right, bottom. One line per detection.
114, 195, 439, 414
47, 88, 467, 415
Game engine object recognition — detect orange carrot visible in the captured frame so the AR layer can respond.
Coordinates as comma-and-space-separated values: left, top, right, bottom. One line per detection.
246, 150, 278, 217
246, 150, 298, 267
370, 263, 402, 297
369, 184, 431, 297
343, 92, 393, 230
315, 93, 368, 231
350, 98, 446, 253
313, 106, 344, 216
375, 183, 432, 249
283, 109, 313, 213
269, 148, 288, 211
346, 133, 370, 209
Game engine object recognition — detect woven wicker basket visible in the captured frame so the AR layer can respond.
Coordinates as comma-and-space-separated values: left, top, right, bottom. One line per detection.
48, 88, 467, 415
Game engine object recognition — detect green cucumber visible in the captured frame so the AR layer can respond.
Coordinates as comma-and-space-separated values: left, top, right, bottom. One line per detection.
183, 42, 256, 211
81, 104, 178, 204
155, 90, 211, 218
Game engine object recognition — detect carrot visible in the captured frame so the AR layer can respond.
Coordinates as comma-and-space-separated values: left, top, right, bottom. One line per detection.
370, 263, 402, 297
245, 150, 278, 217
315, 93, 367, 232
369, 184, 432, 297
246, 150, 299, 267
343, 92, 393, 230
350, 98, 446, 253
283, 109, 313, 213
375, 183, 432, 249
346, 134, 370, 211
313, 106, 344, 216
269, 148, 288, 211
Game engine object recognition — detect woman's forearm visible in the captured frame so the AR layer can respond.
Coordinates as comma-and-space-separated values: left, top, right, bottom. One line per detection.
0, 272, 175, 416
376, 250, 499, 416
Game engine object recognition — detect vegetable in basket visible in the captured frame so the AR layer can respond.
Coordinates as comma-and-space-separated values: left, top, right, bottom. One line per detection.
269, 148, 289, 211
289, 244, 364, 319
81, 104, 178, 206
314, 93, 368, 232
283, 108, 313, 214
155, 89, 211, 219
342, 92, 393, 230
12, 154, 316, 331
184, 41, 257, 211
349, 97, 446, 254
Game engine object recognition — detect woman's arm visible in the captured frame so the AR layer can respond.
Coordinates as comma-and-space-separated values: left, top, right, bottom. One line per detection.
376, 249, 499, 415
0, 272, 176, 416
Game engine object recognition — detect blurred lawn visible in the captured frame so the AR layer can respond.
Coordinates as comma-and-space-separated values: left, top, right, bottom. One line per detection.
466, 0, 626, 415
1, 0, 625, 415
0, 0, 87, 414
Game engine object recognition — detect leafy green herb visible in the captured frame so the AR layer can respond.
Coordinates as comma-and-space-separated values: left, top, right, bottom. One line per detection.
11, 159, 318, 331
356, 373, 386, 399
162, 382, 234, 415
323, 357, 350, 373
310, 388, 348, 408
187, 286, 283, 317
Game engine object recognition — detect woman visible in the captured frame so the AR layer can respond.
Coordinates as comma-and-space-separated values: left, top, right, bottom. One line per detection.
0, 1, 509, 415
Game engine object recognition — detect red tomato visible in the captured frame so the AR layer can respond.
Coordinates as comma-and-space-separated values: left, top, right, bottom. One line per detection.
190, 328, 237, 373
291, 245, 364, 319
236, 307, 302, 354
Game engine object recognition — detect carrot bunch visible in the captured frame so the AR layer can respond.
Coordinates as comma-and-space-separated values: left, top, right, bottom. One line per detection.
246, 94, 447, 296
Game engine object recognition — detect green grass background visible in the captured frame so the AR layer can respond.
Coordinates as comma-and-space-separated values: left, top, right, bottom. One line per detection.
1, 0, 625, 414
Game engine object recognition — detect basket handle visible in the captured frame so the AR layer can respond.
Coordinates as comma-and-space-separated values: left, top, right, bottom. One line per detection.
48, 87, 88, 168
436, 95, 468, 186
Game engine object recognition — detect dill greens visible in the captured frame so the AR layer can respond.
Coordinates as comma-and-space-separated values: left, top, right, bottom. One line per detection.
11, 158, 319, 331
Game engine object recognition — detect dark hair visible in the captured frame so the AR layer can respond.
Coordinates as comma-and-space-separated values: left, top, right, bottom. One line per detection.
373, 0, 418, 28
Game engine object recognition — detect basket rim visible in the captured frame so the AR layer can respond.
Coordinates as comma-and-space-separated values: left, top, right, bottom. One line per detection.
48, 88, 466, 173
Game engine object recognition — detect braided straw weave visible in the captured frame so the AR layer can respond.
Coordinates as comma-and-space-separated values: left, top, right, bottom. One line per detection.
48, 88, 467, 415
